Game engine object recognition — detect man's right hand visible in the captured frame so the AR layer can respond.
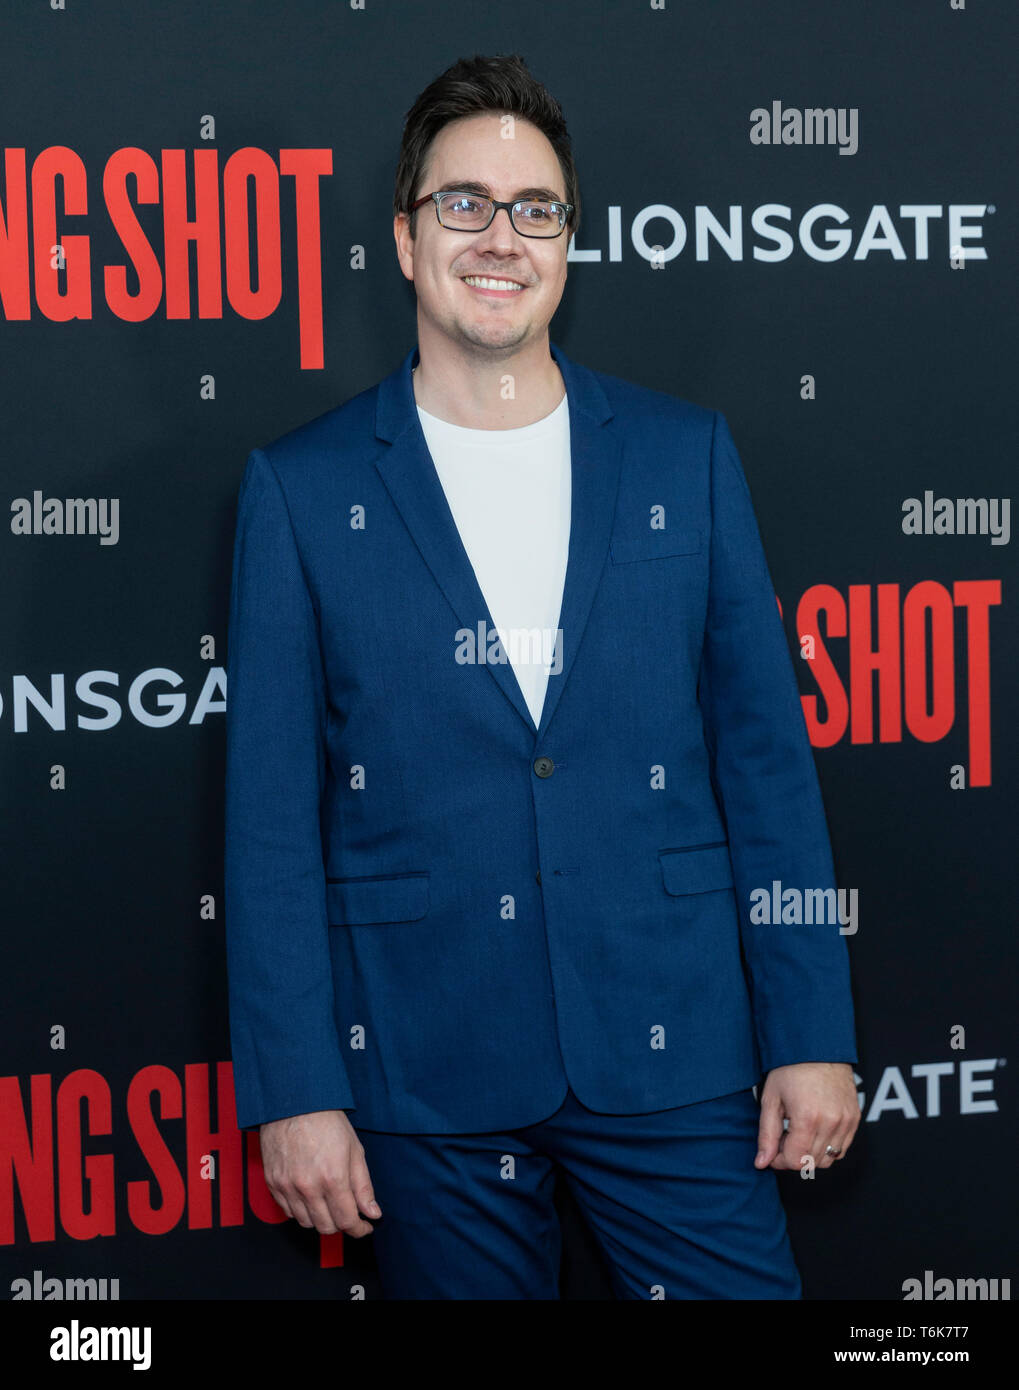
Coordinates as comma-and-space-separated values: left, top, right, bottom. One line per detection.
258, 1109, 382, 1237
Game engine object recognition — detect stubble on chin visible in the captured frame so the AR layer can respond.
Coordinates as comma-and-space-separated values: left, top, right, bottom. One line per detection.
450, 314, 533, 359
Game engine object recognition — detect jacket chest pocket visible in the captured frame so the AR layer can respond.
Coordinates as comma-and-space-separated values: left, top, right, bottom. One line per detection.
658, 842, 733, 895
610, 525, 703, 564
326, 872, 430, 925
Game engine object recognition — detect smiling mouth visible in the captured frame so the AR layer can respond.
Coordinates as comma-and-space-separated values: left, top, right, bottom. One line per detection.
461, 275, 527, 293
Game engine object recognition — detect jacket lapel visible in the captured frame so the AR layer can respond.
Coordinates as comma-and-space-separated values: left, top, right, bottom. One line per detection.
372, 341, 622, 744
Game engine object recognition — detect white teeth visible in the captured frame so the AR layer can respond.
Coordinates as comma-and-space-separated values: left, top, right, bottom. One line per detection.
462, 276, 525, 291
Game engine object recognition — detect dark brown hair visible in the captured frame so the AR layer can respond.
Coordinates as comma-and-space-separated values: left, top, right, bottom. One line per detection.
393, 54, 580, 238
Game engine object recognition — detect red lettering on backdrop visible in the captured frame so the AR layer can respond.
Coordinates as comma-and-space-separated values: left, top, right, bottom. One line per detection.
953, 580, 1000, 786
0, 1073, 55, 1243
126, 1065, 186, 1234
104, 148, 168, 320
903, 581, 955, 743
0, 1063, 341, 1267
0, 149, 31, 318
33, 146, 91, 321
796, 584, 849, 747
849, 584, 902, 745
1, 146, 332, 368
161, 149, 223, 320
56, 1069, 115, 1240
279, 149, 331, 370
185, 1061, 244, 1229
223, 147, 282, 323
792, 579, 1000, 785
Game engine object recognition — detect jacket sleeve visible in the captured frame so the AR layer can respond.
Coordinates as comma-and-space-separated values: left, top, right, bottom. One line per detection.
696, 412, 859, 1073
224, 447, 356, 1129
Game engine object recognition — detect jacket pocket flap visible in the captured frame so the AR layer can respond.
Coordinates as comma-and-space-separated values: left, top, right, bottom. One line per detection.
610, 526, 703, 564
326, 873, 429, 925
658, 844, 734, 895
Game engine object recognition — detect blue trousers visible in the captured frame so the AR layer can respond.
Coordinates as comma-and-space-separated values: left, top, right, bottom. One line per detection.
355, 1085, 802, 1299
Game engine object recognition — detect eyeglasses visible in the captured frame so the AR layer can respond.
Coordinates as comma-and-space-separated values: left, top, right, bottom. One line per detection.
409, 190, 574, 239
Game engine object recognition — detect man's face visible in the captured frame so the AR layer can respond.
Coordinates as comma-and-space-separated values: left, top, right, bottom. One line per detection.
394, 112, 570, 358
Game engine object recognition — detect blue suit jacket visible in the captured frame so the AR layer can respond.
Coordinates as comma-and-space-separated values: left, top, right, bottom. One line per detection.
224, 341, 857, 1133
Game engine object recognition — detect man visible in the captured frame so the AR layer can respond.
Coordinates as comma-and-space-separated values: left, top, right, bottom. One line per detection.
224, 53, 861, 1300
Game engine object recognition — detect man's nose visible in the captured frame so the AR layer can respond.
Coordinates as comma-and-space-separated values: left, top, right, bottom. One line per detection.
473, 206, 525, 250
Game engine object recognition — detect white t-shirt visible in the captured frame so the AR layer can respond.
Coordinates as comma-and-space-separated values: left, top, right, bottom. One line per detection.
416, 393, 571, 729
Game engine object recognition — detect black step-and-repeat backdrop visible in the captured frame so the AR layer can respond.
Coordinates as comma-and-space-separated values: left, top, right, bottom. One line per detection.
2, 0, 1015, 1307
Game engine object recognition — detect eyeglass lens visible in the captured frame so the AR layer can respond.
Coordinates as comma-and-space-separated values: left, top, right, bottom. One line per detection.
437, 193, 565, 236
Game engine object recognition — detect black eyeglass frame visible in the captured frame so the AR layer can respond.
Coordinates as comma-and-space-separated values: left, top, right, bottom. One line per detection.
408, 190, 575, 239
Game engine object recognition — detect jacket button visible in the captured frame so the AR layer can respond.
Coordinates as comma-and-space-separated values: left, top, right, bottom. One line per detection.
536, 870, 542, 885
533, 756, 555, 778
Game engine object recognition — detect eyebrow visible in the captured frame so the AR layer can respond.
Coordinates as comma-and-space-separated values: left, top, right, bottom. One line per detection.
441, 180, 565, 203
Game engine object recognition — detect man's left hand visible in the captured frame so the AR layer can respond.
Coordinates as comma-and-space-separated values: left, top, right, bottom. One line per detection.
755, 1062, 860, 1171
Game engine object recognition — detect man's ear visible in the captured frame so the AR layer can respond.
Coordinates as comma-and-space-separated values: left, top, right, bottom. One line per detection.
393, 211, 415, 283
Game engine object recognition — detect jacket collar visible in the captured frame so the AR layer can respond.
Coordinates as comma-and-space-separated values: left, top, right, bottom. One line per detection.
371, 341, 622, 743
